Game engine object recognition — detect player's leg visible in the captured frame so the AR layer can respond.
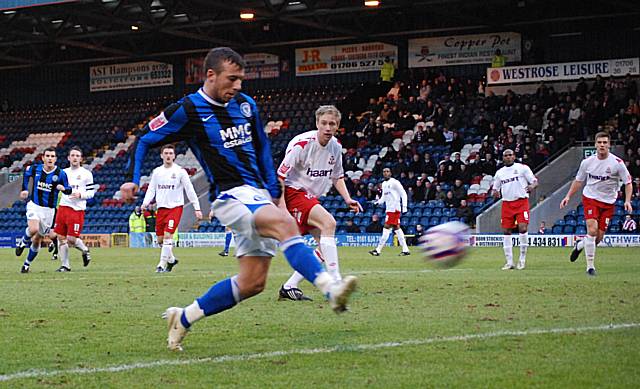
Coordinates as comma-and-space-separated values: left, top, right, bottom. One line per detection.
307, 204, 341, 280
53, 214, 70, 271
219, 226, 232, 256
48, 231, 58, 260
155, 209, 168, 272
500, 203, 515, 270
164, 231, 179, 272
371, 213, 394, 255
279, 228, 318, 301
22, 231, 43, 273
16, 204, 40, 256
516, 203, 530, 269
163, 207, 182, 272
584, 218, 599, 275
394, 225, 410, 255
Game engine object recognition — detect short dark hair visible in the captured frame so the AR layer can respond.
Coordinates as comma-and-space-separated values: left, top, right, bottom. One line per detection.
43, 146, 56, 155
204, 47, 245, 74
161, 144, 175, 153
595, 131, 610, 141
69, 146, 83, 155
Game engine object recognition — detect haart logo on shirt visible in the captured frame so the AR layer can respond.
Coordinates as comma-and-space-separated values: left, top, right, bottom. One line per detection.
219, 123, 253, 148
307, 168, 332, 177
149, 112, 168, 131
158, 184, 175, 190
588, 173, 610, 181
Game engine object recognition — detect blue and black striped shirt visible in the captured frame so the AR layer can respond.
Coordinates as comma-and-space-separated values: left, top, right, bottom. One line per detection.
22, 164, 71, 208
127, 89, 280, 200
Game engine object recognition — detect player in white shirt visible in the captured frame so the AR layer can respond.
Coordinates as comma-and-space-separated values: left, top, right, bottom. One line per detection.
142, 144, 202, 272
369, 168, 411, 256
491, 149, 538, 270
52, 146, 96, 272
561, 132, 632, 276
277, 105, 362, 300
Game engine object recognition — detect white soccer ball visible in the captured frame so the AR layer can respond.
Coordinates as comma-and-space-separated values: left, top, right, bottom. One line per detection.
419, 221, 470, 267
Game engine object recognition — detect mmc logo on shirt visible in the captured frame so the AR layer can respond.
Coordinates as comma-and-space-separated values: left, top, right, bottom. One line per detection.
37, 181, 53, 192
219, 123, 252, 148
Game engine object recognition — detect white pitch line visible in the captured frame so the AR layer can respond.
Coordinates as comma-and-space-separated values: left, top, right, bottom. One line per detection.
0, 322, 638, 383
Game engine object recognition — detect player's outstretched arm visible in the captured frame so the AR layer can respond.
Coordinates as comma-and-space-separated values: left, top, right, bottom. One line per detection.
334, 178, 362, 213
624, 182, 633, 213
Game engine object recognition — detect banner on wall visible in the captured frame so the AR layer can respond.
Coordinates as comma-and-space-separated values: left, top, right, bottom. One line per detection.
408, 32, 521, 68
185, 53, 280, 84
295, 42, 398, 76
487, 58, 640, 85
90, 61, 173, 92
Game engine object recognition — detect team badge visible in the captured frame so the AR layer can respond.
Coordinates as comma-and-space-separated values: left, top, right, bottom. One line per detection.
240, 102, 252, 118
328, 155, 336, 165
52, 175, 58, 181
76, 175, 81, 180
605, 167, 611, 174
171, 173, 176, 179
149, 112, 168, 131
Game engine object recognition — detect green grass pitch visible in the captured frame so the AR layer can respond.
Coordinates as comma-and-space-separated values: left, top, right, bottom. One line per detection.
0, 246, 639, 388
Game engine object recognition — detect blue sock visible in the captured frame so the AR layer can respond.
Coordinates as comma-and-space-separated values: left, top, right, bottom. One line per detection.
25, 245, 39, 265
281, 237, 324, 284
224, 231, 232, 253
195, 277, 240, 317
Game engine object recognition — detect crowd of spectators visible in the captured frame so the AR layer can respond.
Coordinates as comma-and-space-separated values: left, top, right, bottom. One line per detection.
311, 70, 639, 233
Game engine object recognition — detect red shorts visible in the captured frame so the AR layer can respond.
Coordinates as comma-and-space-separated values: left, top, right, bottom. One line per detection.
582, 195, 614, 231
385, 211, 401, 227
53, 205, 85, 237
501, 198, 529, 229
156, 206, 183, 236
285, 186, 320, 235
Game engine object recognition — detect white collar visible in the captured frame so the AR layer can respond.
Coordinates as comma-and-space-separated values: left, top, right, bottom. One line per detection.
198, 88, 228, 107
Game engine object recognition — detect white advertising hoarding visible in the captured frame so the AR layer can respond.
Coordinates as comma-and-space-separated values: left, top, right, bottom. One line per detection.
90, 61, 173, 92
487, 58, 640, 85
295, 42, 397, 76
409, 32, 521, 68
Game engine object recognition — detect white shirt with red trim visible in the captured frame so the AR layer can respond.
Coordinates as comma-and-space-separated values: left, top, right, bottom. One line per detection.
143, 163, 201, 210
59, 166, 95, 211
576, 153, 632, 204
277, 130, 344, 198
492, 163, 537, 201
376, 177, 408, 213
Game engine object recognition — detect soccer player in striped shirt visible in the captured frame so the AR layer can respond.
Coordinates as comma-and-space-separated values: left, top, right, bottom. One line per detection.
16, 147, 72, 273
120, 47, 357, 351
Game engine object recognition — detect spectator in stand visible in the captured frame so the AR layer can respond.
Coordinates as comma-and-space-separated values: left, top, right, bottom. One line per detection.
412, 178, 426, 202
575, 77, 588, 98
538, 221, 546, 234
380, 56, 395, 87
129, 206, 146, 233
633, 177, 640, 200
444, 191, 460, 209
418, 80, 431, 103
456, 163, 472, 185
452, 179, 466, 201
491, 49, 506, 68
450, 131, 464, 153
365, 214, 383, 233
424, 181, 436, 202
622, 215, 637, 233
436, 163, 453, 185
481, 153, 497, 176
421, 152, 437, 176
456, 199, 474, 225
434, 184, 447, 201
408, 224, 425, 246
144, 206, 157, 233
344, 219, 362, 233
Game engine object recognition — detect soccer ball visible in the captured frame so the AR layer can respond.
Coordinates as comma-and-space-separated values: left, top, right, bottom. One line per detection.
419, 221, 470, 267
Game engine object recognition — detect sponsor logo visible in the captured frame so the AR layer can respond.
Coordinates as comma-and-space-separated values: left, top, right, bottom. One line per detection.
278, 164, 291, 175
588, 173, 610, 181
203, 114, 214, 122
306, 168, 332, 177
158, 184, 175, 190
240, 102, 252, 118
500, 176, 519, 184
220, 123, 253, 148
149, 112, 168, 131
37, 181, 53, 192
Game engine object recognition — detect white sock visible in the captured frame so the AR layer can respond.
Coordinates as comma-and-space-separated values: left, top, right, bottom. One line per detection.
158, 239, 173, 269
320, 236, 341, 281
584, 235, 596, 270
284, 271, 306, 289
60, 242, 70, 268
503, 235, 513, 265
576, 240, 585, 251
74, 238, 89, 252
396, 228, 409, 252
519, 233, 528, 262
184, 300, 205, 326
376, 228, 392, 252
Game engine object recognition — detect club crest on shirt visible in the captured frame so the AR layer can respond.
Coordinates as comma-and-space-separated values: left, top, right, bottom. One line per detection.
52, 175, 58, 181
76, 175, 81, 180
171, 173, 176, 179
149, 112, 168, 131
605, 167, 611, 174
240, 102, 252, 118
328, 155, 336, 165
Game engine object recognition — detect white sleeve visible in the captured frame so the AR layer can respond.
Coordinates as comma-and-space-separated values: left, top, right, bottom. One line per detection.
82, 171, 96, 200
331, 151, 345, 182
181, 170, 200, 210
142, 172, 156, 207
523, 165, 537, 185
575, 159, 588, 182
492, 171, 502, 191
277, 144, 301, 179
394, 180, 408, 211
618, 161, 632, 185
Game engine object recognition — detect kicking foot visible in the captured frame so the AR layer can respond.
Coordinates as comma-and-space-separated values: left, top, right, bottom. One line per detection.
570, 241, 583, 262
328, 276, 358, 313
162, 307, 189, 351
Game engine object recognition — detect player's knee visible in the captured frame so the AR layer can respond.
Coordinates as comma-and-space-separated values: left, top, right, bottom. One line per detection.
321, 217, 337, 233
241, 279, 266, 297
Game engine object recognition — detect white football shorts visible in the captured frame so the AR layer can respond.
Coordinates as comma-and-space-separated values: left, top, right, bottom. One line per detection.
211, 185, 277, 258
25, 201, 55, 236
